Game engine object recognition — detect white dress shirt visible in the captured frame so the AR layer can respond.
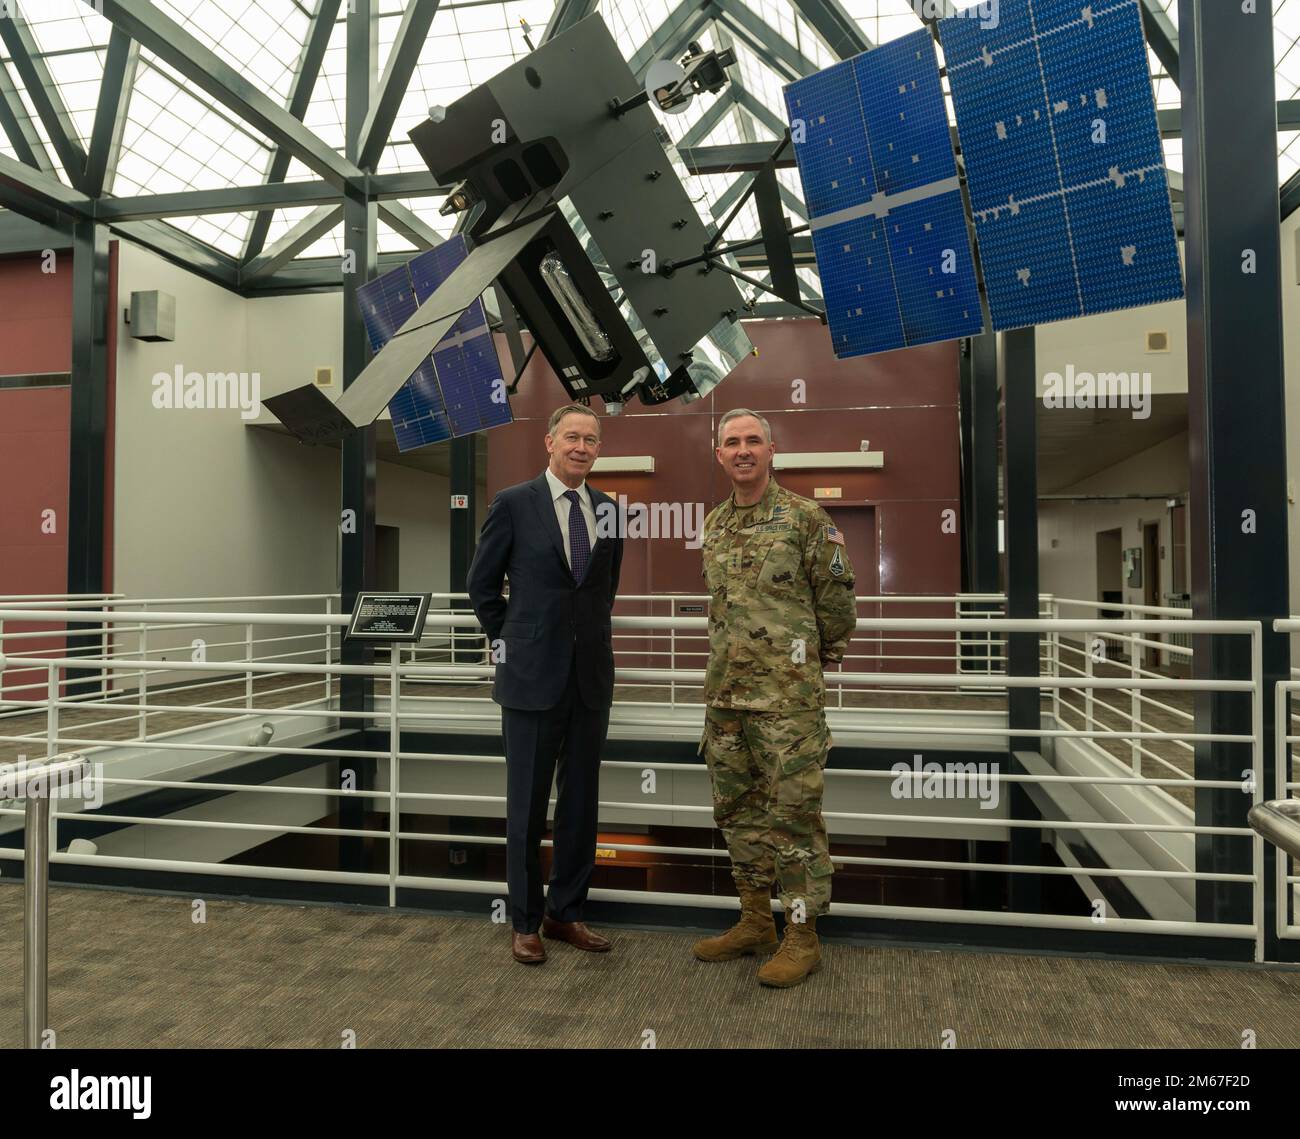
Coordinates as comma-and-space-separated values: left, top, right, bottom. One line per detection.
545, 467, 596, 570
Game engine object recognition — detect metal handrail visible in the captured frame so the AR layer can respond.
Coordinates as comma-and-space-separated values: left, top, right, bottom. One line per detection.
4, 752, 96, 1049
1248, 800, 1300, 860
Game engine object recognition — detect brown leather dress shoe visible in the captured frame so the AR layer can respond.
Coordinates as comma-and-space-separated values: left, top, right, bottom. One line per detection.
541, 916, 612, 952
512, 930, 546, 964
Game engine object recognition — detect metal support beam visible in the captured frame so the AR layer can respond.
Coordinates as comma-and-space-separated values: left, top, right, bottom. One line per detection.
734, 85, 789, 139
543, 0, 599, 43
359, 0, 441, 171
1283, 169, 1300, 221
244, 0, 344, 262
96, 0, 363, 190
376, 199, 443, 250
715, 0, 816, 81
339, 0, 378, 792
710, 20, 757, 146
66, 219, 111, 694
630, 1, 718, 81
789, 0, 873, 59
680, 90, 736, 148
1140, 0, 1180, 87
85, 29, 139, 197
682, 141, 796, 175
0, 6, 88, 188
109, 219, 240, 288
1180, 0, 1289, 943
241, 204, 342, 282
999, 326, 1042, 914
1159, 101, 1300, 137
960, 333, 999, 596
0, 150, 92, 219
0, 56, 52, 173
97, 179, 344, 222
450, 435, 478, 662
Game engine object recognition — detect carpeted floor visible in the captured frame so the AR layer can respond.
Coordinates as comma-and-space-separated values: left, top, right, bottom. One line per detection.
2, 883, 1298, 1049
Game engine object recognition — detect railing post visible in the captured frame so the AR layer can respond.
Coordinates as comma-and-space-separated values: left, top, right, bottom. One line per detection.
1051, 599, 1061, 725
389, 644, 400, 909
669, 600, 677, 709
45, 664, 58, 760
324, 596, 334, 705
137, 624, 148, 738
1130, 637, 1141, 774
245, 623, 254, 711
1084, 634, 1094, 734
23, 788, 50, 1050
138, 613, 149, 740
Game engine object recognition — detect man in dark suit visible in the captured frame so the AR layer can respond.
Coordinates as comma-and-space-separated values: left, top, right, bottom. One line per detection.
467, 403, 623, 964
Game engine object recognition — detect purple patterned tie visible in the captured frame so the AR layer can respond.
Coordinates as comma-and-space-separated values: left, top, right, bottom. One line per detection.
563, 489, 591, 583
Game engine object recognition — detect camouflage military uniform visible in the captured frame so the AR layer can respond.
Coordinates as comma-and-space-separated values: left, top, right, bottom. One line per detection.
700, 478, 856, 919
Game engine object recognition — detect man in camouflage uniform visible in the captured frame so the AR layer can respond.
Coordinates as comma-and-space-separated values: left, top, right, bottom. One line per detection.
693, 408, 856, 988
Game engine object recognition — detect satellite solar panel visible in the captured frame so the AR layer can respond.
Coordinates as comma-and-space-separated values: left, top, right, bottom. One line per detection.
357, 264, 419, 354
785, 29, 985, 359
940, 0, 1183, 330
389, 361, 454, 451
409, 236, 512, 439
354, 235, 511, 451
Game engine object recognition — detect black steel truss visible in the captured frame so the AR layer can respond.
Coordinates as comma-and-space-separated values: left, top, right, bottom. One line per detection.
0, 0, 1293, 293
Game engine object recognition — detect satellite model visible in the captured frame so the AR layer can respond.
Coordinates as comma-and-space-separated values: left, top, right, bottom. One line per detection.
266, 14, 786, 445
783, 0, 1184, 360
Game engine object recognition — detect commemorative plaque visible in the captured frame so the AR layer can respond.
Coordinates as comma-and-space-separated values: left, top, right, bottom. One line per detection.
344, 592, 432, 643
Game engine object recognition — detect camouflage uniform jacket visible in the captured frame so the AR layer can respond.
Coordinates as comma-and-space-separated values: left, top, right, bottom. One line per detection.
702, 478, 857, 711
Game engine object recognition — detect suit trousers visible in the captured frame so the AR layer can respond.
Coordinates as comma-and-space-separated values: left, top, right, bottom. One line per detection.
501, 659, 610, 932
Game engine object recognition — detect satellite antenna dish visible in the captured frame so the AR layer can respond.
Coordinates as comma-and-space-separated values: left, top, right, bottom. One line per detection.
644, 58, 691, 114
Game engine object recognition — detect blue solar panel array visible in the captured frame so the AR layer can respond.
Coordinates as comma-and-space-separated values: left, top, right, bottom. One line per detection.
784, 28, 985, 359
356, 234, 510, 452
939, 0, 1183, 331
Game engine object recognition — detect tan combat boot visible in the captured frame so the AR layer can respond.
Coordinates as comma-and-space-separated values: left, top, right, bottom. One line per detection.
756, 917, 822, 988
692, 884, 779, 962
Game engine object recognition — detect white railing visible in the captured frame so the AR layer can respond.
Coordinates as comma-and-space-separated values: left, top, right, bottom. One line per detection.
1270, 619, 1300, 944
0, 595, 1267, 961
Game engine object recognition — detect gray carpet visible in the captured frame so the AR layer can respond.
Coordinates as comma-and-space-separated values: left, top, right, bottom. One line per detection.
1, 883, 1298, 1048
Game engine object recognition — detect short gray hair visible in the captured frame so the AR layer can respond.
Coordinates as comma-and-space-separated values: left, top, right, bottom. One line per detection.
717, 407, 772, 445
547, 403, 600, 436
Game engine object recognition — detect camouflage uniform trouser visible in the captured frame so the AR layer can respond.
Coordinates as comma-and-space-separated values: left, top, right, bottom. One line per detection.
700, 706, 834, 918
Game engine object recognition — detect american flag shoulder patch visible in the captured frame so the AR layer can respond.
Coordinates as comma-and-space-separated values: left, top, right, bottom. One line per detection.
825, 524, 845, 546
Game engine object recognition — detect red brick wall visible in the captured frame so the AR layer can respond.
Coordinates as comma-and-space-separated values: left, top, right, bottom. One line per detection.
0, 254, 73, 699
490, 317, 962, 599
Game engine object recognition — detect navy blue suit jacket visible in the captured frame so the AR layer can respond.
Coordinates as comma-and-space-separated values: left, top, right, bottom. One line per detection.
467, 473, 623, 711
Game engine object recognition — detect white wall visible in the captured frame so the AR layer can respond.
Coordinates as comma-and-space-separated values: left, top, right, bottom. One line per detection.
114, 241, 450, 608
1281, 207, 1300, 616
1036, 245, 1188, 399
1038, 431, 1189, 609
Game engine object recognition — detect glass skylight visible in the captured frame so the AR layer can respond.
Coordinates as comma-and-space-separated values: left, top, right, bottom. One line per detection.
378, 0, 554, 176
112, 50, 275, 199
2, 0, 1298, 269
151, 0, 310, 108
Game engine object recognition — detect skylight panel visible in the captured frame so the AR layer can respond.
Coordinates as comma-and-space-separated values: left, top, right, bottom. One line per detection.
151, 0, 310, 107
14, 0, 111, 55
117, 51, 274, 195
166, 211, 256, 256
599, 0, 677, 63
379, 2, 550, 174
